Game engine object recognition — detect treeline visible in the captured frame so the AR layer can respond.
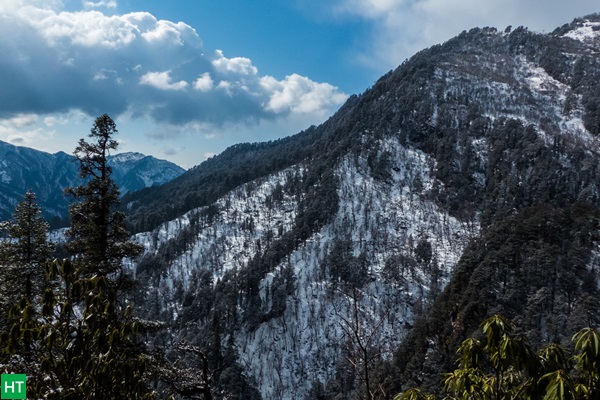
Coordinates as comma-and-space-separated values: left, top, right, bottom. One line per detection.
122, 92, 361, 235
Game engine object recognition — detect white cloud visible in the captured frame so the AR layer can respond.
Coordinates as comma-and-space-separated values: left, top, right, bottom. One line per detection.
140, 70, 188, 91
44, 116, 59, 127
1, 113, 39, 128
212, 50, 258, 76
261, 74, 348, 116
0, 0, 347, 139
0, 116, 53, 147
32, 9, 139, 48
141, 20, 198, 46
194, 72, 214, 92
83, 1, 117, 9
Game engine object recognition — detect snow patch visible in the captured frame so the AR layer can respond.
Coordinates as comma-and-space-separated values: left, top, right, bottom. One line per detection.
562, 21, 600, 43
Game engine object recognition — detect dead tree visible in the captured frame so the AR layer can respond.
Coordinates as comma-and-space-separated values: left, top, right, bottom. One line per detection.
334, 286, 391, 400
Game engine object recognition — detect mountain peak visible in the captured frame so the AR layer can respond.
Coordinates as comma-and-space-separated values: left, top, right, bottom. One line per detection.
0, 145, 185, 225
107, 152, 147, 163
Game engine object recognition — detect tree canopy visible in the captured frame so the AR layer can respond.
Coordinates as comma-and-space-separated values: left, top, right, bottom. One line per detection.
396, 315, 600, 400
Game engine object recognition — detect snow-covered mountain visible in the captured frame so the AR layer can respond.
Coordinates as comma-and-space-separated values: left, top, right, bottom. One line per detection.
108, 151, 186, 195
0, 141, 184, 225
127, 14, 600, 399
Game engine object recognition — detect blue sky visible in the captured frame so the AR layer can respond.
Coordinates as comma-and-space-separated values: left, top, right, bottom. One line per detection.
0, 0, 598, 168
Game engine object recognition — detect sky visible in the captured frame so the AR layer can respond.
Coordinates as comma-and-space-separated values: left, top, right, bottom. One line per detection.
0, 0, 598, 168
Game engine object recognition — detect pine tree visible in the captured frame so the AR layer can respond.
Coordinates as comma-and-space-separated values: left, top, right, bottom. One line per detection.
1, 259, 154, 399
1, 117, 154, 399
0, 191, 53, 325
7, 191, 53, 298
65, 113, 143, 278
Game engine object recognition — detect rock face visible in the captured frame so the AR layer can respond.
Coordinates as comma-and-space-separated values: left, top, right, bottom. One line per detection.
0, 141, 184, 225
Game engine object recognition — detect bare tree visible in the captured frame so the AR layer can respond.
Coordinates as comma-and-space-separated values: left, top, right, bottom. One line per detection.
334, 285, 391, 400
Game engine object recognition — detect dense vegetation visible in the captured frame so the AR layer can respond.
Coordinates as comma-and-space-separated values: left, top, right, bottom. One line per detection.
0, 116, 228, 399
123, 14, 600, 399
397, 315, 600, 400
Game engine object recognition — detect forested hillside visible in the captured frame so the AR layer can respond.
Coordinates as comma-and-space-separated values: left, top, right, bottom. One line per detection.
3, 12, 600, 400
117, 13, 600, 399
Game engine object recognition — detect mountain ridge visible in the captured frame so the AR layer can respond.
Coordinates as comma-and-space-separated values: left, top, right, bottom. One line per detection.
2, 13, 600, 399
0, 140, 185, 226
123, 13, 600, 399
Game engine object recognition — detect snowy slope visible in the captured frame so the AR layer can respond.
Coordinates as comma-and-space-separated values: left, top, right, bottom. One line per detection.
128, 17, 600, 399
133, 138, 477, 398
236, 141, 477, 398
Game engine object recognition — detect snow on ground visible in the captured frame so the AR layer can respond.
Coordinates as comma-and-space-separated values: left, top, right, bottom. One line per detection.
562, 20, 600, 43
237, 136, 477, 399
130, 133, 478, 399
133, 166, 303, 290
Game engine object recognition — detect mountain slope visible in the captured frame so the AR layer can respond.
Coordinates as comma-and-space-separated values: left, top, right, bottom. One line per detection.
129, 14, 600, 399
0, 141, 185, 225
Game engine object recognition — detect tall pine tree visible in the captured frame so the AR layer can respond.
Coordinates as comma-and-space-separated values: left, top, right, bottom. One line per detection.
65, 113, 143, 278
1, 116, 154, 399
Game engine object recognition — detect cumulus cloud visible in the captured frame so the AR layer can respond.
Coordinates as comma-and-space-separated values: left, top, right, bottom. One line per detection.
261, 74, 349, 116
0, 0, 346, 135
140, 71, 189, 91
212, 50, 258, 76
194, 72, 214, 92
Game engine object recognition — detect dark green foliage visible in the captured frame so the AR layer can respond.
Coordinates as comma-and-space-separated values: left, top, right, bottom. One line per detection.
65, 114, 143, 278
396, 315, 600, 400
123, 93, 359, 234
0, 191, 53, 323
1, 259, 154, 399
322, 240, 370, 288
1, 117, 155, 399
390, 203, 600, 395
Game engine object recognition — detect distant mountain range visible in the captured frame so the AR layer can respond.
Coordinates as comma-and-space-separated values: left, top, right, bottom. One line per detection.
0, 140, 185, 226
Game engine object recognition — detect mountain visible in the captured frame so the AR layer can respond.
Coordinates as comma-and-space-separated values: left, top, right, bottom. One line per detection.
106, 151, 186, 195
0, 141, 185, 226
123, 14, 600, 399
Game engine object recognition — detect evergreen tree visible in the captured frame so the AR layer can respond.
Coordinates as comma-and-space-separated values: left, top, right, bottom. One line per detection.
6, 191, 54, 298
1, 259, 154, 399
65, 113, 143, 278
0, 191, 53, 324
1, 117, 154, 398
